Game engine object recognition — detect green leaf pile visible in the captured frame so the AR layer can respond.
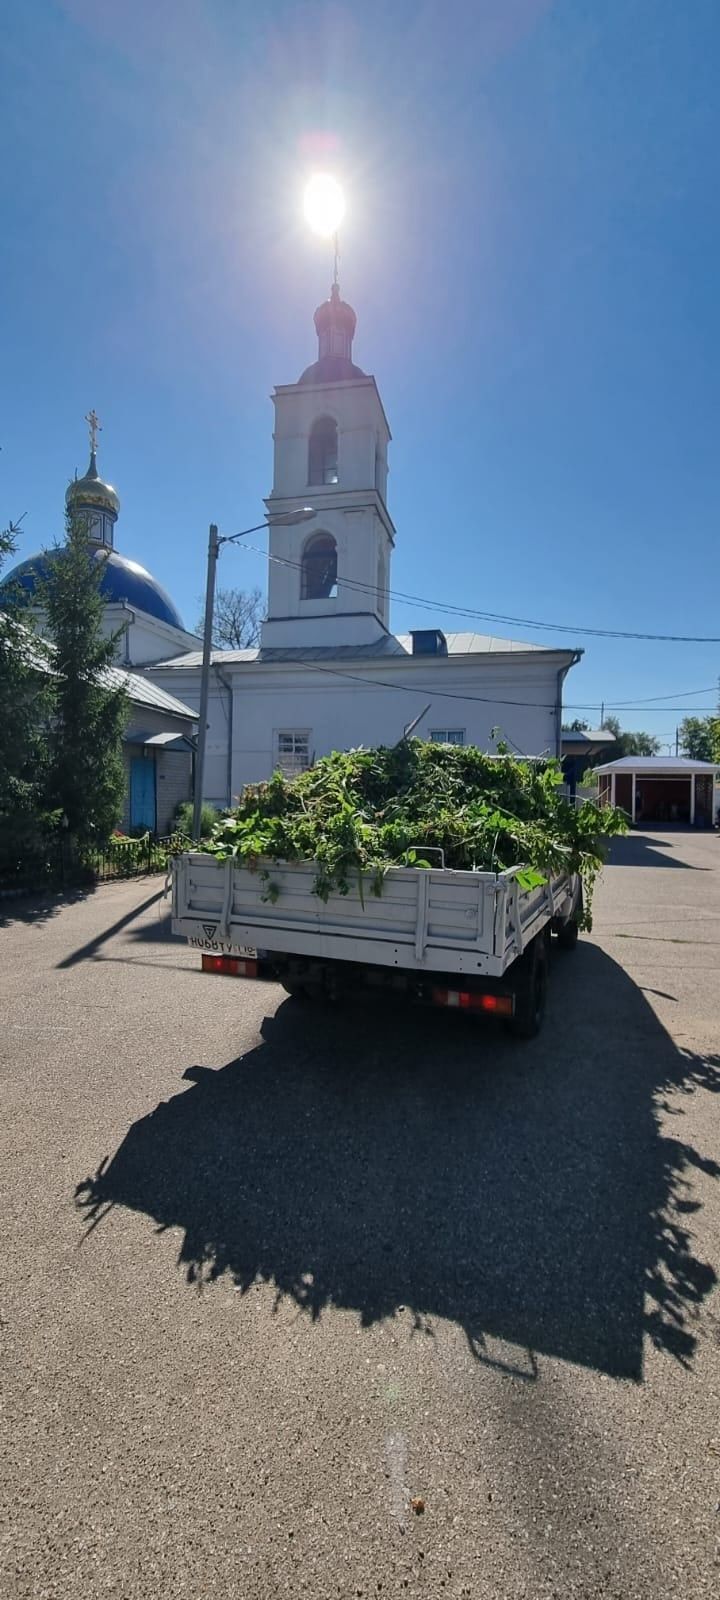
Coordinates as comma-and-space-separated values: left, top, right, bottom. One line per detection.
200, 741, 627, 928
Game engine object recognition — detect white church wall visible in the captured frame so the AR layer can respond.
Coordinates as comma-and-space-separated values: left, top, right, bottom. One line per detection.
97, 605, 200, 666
147, 651, 566, 806
156, 750, 192, 833
222, 657, 563, 797
261, 506, 391, 649
142, 669, 229, 808
271, 378, 390, 498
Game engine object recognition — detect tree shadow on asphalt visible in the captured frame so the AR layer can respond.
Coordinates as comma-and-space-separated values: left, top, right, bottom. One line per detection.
75, 942, 720, 1382
605, 833, 713, 870
0, 885, 95, 930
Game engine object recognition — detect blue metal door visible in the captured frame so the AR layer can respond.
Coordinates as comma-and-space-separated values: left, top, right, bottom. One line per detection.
130, 756, 156, 830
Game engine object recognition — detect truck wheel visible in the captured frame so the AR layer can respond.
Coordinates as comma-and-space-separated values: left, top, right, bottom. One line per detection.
556, 917, 579, 951
555, 880, 582, 950
506, 932, 548, 1039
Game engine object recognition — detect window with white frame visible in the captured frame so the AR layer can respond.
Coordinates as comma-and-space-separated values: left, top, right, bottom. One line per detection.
429, 729, 465, 746
275, 730, 311, 777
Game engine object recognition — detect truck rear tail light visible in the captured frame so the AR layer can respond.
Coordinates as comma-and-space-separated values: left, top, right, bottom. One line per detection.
432, 988, 513, 1017
201, 953, 258, 979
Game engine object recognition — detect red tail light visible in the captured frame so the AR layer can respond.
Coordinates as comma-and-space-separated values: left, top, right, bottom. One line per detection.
431, 988, 513, 1016
201, 953, 258, 978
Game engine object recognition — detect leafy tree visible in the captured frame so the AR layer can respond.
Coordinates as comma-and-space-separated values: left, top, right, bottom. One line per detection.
562, 718, 590, 732
0, 522, 54, 877
679, 715, 720, 763
43, 512, 128, 846
196, 586, 264, 649
600, 715, 661, 761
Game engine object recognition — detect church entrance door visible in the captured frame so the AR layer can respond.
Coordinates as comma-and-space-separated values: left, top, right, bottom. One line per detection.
130, 755, 156, 832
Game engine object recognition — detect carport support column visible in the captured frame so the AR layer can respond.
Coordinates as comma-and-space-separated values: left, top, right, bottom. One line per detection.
690, 772, 696, 826
631, 772, 637, 824
611, 772, 616, 808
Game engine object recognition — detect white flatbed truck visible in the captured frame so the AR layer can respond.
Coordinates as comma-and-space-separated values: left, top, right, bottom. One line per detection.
171, 853, 582, 1038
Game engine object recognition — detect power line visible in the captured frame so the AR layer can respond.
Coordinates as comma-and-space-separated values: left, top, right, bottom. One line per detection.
240, 542, 720, 645
273, 657, 719, 717
603, 686, 718, 706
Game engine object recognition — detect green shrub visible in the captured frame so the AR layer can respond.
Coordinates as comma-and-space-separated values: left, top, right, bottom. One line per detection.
173, 800, 217, 839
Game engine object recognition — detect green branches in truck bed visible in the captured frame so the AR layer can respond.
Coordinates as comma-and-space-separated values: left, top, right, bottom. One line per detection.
200, 741, 626, 926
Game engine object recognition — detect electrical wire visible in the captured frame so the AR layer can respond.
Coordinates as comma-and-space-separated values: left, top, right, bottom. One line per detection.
238, 542, 720, 645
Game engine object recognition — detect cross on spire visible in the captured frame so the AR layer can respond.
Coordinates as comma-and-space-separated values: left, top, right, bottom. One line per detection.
85, 408, 101, 457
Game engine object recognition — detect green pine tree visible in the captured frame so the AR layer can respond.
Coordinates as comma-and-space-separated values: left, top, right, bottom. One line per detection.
0, 522, 55, 879
44, 511, 128, 847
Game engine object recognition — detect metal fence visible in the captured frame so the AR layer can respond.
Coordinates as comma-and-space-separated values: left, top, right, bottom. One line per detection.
83, 832, 190, 882
0, 831, 191, 898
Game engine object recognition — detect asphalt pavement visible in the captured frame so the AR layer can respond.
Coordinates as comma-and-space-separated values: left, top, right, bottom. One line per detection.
1, 829, 719, 1598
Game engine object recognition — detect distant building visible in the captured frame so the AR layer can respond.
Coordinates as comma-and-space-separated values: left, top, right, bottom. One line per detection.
560, 728, 616, 797
596, 756, 719, 827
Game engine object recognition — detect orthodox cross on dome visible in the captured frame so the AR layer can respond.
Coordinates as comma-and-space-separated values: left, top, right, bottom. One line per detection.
85, 408, 101, 457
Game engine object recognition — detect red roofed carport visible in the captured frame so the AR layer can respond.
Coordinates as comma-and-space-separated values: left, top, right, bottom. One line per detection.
595, 757, 719, 828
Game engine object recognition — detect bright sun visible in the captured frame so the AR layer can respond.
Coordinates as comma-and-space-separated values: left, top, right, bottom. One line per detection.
303, 173, 345, 238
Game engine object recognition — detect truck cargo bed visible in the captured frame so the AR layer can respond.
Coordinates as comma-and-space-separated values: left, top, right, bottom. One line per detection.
172, 854, 577, 979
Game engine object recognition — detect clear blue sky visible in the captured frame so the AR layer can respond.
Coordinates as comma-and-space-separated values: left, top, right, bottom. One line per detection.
2, 0, 719, 741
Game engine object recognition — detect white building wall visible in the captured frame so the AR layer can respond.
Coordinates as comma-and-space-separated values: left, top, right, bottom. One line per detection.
100, 606, 200, 666
146, 653, 566, 807
155, 750, 192, 833
144, 670, 229, 807
262, 371, 394, 650
271, 378, 390, 499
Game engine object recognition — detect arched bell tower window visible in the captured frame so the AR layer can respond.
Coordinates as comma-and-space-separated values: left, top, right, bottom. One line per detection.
301, 532, 338, 600
308, 416, 338, 485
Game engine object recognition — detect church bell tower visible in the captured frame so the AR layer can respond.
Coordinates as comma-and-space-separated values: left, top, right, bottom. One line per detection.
261, 280, 395, 650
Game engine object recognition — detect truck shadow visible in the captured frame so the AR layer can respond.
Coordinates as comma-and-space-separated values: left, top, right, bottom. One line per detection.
76, 943, 720, 1381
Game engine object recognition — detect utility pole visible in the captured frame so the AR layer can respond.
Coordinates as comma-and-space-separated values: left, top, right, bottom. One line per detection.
600, 701, 604, 727
675, 726, 679, 756
192, 524, 220, 844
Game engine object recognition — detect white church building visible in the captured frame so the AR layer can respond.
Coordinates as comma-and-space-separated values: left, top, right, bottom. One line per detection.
2, 283, 583, 814
146, 278, 582, 805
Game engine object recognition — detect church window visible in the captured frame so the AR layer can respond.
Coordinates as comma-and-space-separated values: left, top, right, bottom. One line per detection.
301, 532, 338, 600
275, 730, 311, 777
308, 416, 339, 485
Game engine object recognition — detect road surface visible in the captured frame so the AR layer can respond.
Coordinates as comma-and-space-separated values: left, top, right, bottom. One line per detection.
1, 829, 719, 1597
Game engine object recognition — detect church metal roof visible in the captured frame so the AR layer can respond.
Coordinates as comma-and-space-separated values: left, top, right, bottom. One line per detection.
111, 668, 197, 720
152, 630, 565, 669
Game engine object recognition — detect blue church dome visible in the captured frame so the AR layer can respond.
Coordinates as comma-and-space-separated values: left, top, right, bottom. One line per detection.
1, 546, 185, 631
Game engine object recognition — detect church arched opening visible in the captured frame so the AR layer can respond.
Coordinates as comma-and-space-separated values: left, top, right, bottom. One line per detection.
308, 416, 338, 486
301, 532, 338, 600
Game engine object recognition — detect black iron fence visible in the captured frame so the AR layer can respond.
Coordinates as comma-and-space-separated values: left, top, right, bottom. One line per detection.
86, 831, 190, 882
0, 831, 191, 898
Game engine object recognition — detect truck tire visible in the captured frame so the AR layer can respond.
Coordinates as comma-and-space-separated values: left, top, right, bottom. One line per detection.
506, 931, 548, 1039
555, 880, 582, 950
555, 916, 579, 951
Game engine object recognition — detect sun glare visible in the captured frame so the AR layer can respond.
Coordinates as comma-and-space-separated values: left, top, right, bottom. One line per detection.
303, 173, 345, 238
